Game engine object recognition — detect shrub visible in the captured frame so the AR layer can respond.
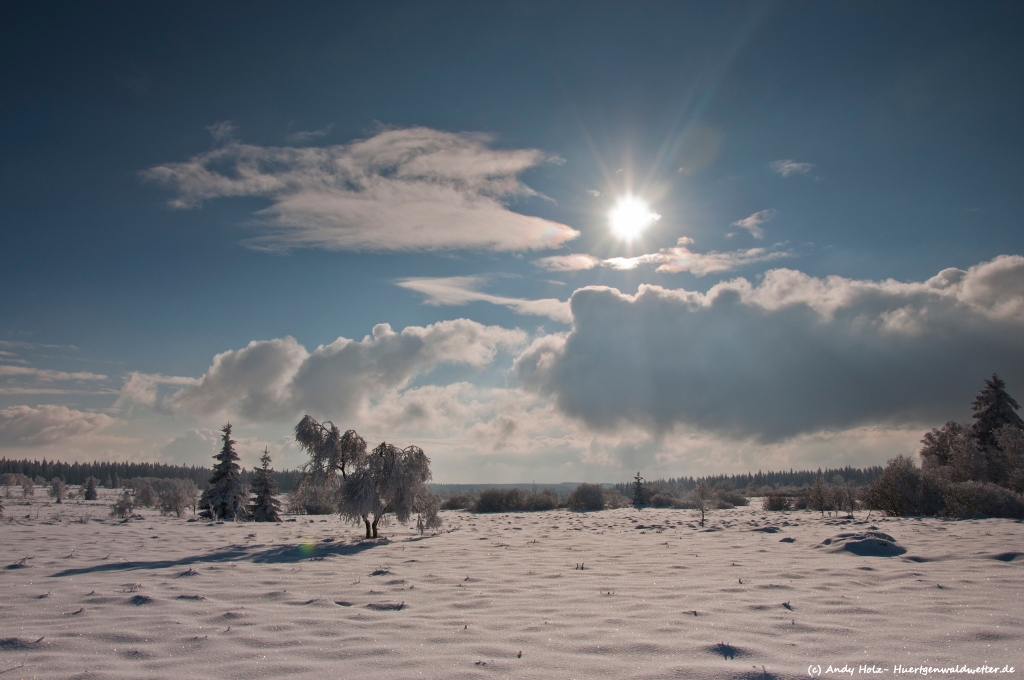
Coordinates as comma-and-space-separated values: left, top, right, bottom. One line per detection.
602, 487, 629, 509
110, 491, 134, 518
649, 492, 676, 508
791, 494, 808, 510
717, 489, 749, 507
762, 492, 791, 511
524, 489, 558, 511
942, 481, 1024, 519
440, 494, 474, 510
288, 476, 339, 515
160, 479, 200, 518
865, 455, 922, 516
83, 477, 99, 501
567, 483, 605, 511
686, 480, 716, 527
474, 488, 525, 513
135, 481, 157, 508
48, 478, 66, 504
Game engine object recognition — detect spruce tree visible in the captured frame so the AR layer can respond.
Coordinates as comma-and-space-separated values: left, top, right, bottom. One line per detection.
199, 424, 248, 520
972, 374, 1024, 450
83, 476, 99, 501
632, 472, 647, 507
248, 448, 281, 522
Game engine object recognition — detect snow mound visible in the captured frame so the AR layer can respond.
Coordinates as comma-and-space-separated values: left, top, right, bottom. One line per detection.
816, 531, 906, 557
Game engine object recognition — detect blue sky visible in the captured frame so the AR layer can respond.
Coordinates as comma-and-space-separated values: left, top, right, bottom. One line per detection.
2, 2, 1023, 481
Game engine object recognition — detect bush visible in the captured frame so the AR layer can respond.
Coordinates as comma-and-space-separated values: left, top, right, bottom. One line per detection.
523, 489, 558, 511
288, 476, 339, 515
110, 491, 134, 518
135, 481, 157, 508
160, 479, 199, 518
762, 492, 791, 511
649, 492, 676, 508
717, 489, 749, 507
567, 483, 605, 511
48, 478, 66, 504
602, 487, 629, 509
474, 488, 525, 513
866, 456, 922, 516
440, 494, 474, 510
942, 481, 1024, 519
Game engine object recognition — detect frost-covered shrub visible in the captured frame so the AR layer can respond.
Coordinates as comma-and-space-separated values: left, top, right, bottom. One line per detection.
135, 481, 157, 508
762, 492, 791, 511
942, 481, 1024, 519
649, 492, 676, 508
717, 489, 749, 507
440, 494, 474, 510
287, 476, 339, 515
865, 456, 922, 517
602, 487, 629, 509
474, 488, 525, 513
524, 489, 558, 511
160, 479, 200, 518
567, 483, 605, 511
110, 491, 134, 518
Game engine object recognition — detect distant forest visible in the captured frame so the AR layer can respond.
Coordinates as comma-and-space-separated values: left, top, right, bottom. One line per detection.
1, 457, 882, 497
611, 465, 885, 498
0, 458, 302, 492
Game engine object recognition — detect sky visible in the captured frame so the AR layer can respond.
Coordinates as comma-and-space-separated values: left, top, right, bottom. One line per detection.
2, 2, 1024, 482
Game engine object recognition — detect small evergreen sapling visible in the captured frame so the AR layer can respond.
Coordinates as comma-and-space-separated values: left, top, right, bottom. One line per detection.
249, 448, 281, 522
83, 477, 99, 501
632, 472, 647, 507
198, 424, 249, 521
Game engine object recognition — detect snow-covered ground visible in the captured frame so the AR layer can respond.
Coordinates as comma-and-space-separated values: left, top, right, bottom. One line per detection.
1, 489, 1021, 679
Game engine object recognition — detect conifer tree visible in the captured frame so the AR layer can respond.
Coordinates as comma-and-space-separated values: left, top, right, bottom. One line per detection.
83, 476, 99, 501
198, 424, 248, 520
972, 374, 1024, 450
632, 472, 647, 507
248, 448, 281, 522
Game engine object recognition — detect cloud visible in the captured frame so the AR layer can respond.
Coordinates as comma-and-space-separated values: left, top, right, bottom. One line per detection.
155, 320, 527, 423
730, 209, 777, 239
0, 405, 117, 447
144, 126, 579, 253
0, 366, 106, 381
603, 238, 791, 276
397, 276, 571, 323
770, 159, 814, 177
116, 372, 198, 410
514, 255, 1024, 442
285, 124, 333, 144
534, 254, 601, 272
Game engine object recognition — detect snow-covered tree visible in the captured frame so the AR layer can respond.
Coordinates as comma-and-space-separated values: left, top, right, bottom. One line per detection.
248, 448, 281, 522
135, 480, 157, 508
160, 479, 200, 517
83, 476, 99, 501
632, 472, 647, 507
687, 480, 715, 527
340, 441, 440, 539
295, 415, 366, 482
198, 424, 248, 521
972, 374, 1024, 451
49, 477, 66, 504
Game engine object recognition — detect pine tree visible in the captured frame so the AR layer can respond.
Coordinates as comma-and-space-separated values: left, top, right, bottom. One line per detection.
84, 476, 99, 501
198, 424, 248, 521
972, 374, 1024, 450
248, 448, 281, 522
632, 472, 647, 507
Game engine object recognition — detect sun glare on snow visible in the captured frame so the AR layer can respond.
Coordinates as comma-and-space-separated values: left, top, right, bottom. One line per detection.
609, 197, 660, 240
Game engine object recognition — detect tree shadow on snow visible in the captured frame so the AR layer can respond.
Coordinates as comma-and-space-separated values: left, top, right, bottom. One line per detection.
49, 540, 379, 578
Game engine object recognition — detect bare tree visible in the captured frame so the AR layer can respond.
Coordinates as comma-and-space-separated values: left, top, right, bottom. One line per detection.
340, 442, 441, 539
160, 479, 199, 518
687, 480, 716, 527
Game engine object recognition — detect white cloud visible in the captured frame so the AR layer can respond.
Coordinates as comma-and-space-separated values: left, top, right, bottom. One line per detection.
162, 320, 527, 423
116, 372, 198, 410
730, 209, 777, 239
396, 276, 571, 323
534, 254, 601, 272
285, 124, 333, 144
603, 237, 791, 276
514, 255, 1024, 442
534, 239, 789, 277
0, 366, 107, 381
0, 405, 117, 447
144, 126, 579, 253
770, 159, 814, 177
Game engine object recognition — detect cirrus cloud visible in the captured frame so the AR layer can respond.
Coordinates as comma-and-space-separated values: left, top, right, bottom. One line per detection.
770, 159, 814, 177
144, 126, 579, 253
396, 276, 571, 323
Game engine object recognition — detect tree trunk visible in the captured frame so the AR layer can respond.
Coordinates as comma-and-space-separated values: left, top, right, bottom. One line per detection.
371, 516, 379, 539
363, 516, 372, 539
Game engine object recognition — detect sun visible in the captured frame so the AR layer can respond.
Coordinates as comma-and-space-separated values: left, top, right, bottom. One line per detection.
609, 197, 660, 240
